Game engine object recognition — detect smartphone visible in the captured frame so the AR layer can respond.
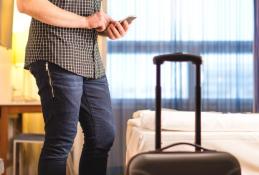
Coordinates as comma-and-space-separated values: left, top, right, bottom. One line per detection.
119, 16, 136, 24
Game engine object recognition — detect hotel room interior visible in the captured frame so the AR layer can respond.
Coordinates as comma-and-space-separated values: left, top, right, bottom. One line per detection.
0, 0, 259, 175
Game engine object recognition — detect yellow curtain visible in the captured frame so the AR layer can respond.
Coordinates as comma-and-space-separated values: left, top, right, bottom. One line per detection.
11, 1, 44, 174
12, 0, 43, 134
0, 0, 14, 48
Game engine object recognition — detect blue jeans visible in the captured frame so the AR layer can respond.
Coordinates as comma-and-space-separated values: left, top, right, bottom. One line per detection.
30, 61, 115, 175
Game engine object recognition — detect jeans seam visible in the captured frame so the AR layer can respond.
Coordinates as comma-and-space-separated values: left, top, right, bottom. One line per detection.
83, 87, 97, 148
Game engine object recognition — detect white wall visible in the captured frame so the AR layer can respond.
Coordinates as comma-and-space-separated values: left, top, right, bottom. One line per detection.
0, 46, 12, 103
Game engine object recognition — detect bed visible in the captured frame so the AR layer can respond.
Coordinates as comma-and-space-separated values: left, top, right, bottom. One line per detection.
126, 109, 259, 175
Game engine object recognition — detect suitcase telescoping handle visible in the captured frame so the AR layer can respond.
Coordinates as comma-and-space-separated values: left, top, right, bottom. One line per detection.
153, 53, 202, 151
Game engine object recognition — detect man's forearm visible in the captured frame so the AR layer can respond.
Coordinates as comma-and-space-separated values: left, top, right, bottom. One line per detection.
17, 0, 89, 28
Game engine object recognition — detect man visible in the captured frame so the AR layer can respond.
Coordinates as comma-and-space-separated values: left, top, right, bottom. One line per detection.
16, 0, 130, 174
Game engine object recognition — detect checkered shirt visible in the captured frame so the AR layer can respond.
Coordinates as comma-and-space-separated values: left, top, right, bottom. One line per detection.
24, 0, 105, 79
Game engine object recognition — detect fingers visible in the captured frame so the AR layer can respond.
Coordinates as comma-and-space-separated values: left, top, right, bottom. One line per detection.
95, 12, 110, 32
87, 11, 113, 31
107, 26, 115, 40
107, 21, 129, 40
114, 22, 126, 36
107, 23, 122, 40
100, 11, 112, 27
96, 25, 106, 32
121, 20, 129, 31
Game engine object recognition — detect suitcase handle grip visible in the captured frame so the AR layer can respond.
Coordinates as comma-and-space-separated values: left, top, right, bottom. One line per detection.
153, 52, 202, 65
159, 142, 214, 152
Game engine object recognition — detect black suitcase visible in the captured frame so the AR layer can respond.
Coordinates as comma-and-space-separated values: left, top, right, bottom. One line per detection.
126, 53, 241, 175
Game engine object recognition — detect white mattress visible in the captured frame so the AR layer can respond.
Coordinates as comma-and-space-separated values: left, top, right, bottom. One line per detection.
126, 113, 259, 175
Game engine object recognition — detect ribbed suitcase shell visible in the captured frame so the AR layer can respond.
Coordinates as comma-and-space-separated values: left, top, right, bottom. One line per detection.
126, 53, 241, 175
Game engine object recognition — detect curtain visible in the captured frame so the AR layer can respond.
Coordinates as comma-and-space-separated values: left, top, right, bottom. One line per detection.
106, 0, 254, 174
0, 0, 14, 48
10, 3, 44, 174
254, 0, 259, 112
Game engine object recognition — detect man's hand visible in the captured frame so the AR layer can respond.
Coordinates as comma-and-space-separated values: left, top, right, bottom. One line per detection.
106, 20, 129, 40
86, 11, 113, 32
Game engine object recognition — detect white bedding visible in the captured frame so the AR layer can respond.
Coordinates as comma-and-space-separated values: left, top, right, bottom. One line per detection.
132, 109, 259, 131
126, 110, 259, 175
